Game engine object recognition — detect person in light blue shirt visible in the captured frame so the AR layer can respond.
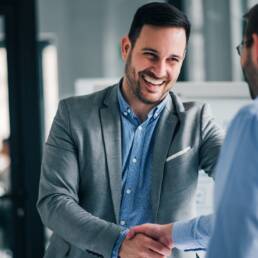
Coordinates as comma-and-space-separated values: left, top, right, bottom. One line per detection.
207, 4, 258, 258
127, 4, 258, 258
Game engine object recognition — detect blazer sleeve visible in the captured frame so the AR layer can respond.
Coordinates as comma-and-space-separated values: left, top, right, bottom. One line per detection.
199, 103, 224, 178
37, 100, 121, 257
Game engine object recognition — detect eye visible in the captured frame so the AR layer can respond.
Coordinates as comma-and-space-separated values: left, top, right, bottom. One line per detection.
143, 52, 158, 61
168, 57, 180, 63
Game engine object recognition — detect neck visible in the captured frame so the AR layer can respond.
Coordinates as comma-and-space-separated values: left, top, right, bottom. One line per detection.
130, 101, 154, 122
121, 79, 156, 121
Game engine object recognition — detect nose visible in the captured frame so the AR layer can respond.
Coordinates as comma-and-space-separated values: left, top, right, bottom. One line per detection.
152, 60, 167, 78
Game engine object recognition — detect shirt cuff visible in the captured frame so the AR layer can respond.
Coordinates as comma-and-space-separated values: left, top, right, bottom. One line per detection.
111, 228, 129, 258
172, 215, 212, 251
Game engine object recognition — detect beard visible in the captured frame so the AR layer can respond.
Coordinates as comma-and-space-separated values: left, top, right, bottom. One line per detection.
242, 51, 258, 100
124, 51, 169, 105
243, 70, 256, 99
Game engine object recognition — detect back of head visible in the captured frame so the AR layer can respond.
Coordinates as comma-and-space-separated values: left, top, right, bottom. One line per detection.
243, 4, 258, 40
128, 2, 191, 47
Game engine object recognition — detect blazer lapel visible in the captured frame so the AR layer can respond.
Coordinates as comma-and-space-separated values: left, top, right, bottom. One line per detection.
151, 93, 182, 221
100, 86, 122, 224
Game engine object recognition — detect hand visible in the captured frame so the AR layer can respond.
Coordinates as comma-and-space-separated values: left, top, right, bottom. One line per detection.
127, 223, 173, 249
119, 233, 171, 258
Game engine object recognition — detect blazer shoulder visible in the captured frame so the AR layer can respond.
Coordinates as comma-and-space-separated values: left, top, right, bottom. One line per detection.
183, 101, 205, 110
170, 91, 206, 114
182, 102, 210, 118
59, 84, 117, 112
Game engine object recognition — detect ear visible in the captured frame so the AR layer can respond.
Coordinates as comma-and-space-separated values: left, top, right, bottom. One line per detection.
252, 33, 258, 66
120, 36, 131, 61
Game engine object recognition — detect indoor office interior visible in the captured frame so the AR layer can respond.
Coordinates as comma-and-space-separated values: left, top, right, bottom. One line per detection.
0, 0, 256, 257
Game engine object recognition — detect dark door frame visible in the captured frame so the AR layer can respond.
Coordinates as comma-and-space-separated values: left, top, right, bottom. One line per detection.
0, 0, 45, 257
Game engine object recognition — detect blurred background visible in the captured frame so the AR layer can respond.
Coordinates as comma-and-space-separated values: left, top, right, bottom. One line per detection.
0, 0, 256, 257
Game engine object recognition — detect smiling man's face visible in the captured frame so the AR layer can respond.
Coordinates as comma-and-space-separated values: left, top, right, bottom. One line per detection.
121, 25, 186, 106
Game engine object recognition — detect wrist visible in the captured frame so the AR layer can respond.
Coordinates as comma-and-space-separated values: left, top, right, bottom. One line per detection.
164, 223, 173, 240
112, 229, 128, 258
159, 223, 173, 248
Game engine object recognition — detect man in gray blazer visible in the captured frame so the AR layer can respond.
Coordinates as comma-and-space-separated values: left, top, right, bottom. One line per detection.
37, 2, 223, 258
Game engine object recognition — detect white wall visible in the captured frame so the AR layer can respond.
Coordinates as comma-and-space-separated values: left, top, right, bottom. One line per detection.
37, 0, 248, 99
37, 0, 164, 99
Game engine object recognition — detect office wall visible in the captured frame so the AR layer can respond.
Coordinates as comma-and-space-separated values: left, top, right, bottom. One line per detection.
37, 0, 251, 99
37, 0, 106, 98
37, 0, 164, 99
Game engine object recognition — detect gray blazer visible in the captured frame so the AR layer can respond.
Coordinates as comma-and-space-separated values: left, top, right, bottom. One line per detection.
37, 84, 223, 258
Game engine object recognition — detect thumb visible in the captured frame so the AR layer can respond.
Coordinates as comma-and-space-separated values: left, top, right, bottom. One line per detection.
126, 228, 136, 239
160, 236, 173, 249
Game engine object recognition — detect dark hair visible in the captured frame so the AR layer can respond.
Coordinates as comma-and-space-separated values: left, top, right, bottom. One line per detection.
243, 4, 258, 45
128, 2, 191, 47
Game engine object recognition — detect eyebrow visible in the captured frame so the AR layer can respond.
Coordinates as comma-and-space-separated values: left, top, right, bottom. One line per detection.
142, 47, 184, 60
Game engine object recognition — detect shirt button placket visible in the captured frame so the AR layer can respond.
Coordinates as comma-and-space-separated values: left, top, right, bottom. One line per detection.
120, 220, 126, 226
126, 189, 131, 194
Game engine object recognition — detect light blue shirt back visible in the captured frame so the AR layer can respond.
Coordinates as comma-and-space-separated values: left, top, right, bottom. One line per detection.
207, 97, 258, 258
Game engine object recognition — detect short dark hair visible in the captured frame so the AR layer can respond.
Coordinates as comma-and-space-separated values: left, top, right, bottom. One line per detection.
243, 4, 258, 45
128, 2, 191, 47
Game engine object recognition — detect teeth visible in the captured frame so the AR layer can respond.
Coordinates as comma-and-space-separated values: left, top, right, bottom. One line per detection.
143, 74, 164, 85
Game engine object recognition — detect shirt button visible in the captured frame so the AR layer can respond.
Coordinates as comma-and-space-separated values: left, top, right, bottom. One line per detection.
132, 158, 137, 163
120, 220, 126, 226
126, 189, 131, 194
123, 111, 128, 116
138, 126, 143, 131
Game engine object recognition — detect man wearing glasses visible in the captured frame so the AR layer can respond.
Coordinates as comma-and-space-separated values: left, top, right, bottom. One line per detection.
128, 4, 258, 258
207, 4, 258, 257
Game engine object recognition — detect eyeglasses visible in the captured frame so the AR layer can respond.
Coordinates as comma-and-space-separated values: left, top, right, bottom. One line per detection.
236, 38, 253, 56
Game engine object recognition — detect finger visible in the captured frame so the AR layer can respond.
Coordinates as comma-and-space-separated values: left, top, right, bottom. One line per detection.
146, 248, 167, 258
131, 225, 172, 251
130, 224, 151, 235
133, 225, 172, 250
160, 236, 173, 249
146, 238, 171, 256
126, 229, 136, 239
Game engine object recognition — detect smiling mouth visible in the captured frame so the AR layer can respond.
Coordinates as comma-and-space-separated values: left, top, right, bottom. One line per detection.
142, 74, 165, 86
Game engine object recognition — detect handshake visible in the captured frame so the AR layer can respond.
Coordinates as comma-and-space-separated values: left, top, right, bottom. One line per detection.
119, 223, 173, 258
